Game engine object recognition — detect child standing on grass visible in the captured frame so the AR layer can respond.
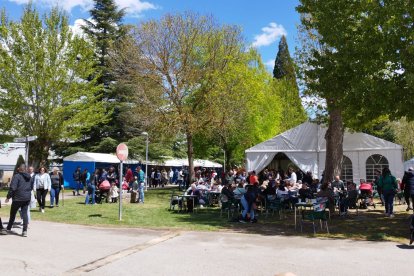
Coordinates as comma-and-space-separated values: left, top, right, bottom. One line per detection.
109, 182, 119, 203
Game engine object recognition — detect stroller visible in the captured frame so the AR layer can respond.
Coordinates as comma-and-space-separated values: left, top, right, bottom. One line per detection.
359, 182, 376, 209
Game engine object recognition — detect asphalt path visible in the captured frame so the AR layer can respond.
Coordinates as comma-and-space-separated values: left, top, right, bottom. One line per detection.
0, 219, 413, 276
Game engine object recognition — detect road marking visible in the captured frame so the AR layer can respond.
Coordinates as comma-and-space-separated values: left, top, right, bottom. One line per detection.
64, 231, 180, 274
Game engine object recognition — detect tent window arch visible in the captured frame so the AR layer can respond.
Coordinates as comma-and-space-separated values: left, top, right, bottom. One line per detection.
341, 155, 353, 182
366, 154, 389, 182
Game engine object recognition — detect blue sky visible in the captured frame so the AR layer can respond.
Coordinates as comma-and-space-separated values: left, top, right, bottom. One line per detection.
2, 0, 301, 72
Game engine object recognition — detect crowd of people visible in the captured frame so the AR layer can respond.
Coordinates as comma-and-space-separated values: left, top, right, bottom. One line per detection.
0, 164, 64, 236
179, 165, 411, 222
2, 161, 413, 237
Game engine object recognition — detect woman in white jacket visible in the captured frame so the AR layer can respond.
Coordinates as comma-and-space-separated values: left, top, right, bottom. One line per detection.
35, 166, 51, 213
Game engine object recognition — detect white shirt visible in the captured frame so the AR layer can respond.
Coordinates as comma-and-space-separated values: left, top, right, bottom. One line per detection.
288, 172, 297, 185
35, 173, 51, 190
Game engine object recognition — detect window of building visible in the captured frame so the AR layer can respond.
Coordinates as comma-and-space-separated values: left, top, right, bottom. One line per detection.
366, 154, 389, 183
341, 155, 353, 182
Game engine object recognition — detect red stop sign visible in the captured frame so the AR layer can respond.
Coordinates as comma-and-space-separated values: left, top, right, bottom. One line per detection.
116, 143, 129, 161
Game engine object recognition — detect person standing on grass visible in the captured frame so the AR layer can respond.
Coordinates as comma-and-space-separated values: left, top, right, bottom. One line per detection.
86, 169, 100, 205
136, 166, 145, 203
4, 164, 33, 237
378, 167, 398, 218
34, 166, 51, 213
402, 168, 414, 211
49, 167, 63, 208
73, 167, 82, 196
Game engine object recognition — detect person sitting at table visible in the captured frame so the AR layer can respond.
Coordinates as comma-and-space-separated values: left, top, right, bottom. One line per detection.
263, 179, 277, 201
186, 183, 201, 212
221, 183, 235, 202
276, 183, 289, 199
340, 182, 358, 215
210, 181, 219, 192
298, 183, 313, 201
316, 182, 335, 213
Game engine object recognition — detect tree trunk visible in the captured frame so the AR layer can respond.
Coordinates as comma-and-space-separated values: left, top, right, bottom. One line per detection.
29, 138, 50, 168
225, 149, 231, 172
324, 107, 344, 184
186, 131, 195, 184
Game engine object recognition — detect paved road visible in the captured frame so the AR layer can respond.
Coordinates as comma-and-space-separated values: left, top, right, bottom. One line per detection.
0, 219, 412, 276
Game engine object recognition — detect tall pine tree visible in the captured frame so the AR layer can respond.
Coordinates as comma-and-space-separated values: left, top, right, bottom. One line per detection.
80, 0, 131, 148
273, 35, 307, 131
82, 0, 126, 88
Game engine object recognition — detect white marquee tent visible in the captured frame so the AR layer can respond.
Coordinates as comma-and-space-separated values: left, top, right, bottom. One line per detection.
245, 122, 404, 183
404, 158, 414, 171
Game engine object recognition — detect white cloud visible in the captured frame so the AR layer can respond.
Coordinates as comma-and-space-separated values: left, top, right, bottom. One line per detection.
252, 22, 287, 48
7, 0, 156, 17
264, 59, 275, 69
70, 18, 87, 37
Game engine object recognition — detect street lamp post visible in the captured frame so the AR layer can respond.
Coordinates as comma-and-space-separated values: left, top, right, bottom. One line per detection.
142, 132, 149, 191
222, 149, 226, 174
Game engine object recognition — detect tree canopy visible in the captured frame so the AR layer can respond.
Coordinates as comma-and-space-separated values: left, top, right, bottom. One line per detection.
296, 0, 414, 181
0, 5, 107, 166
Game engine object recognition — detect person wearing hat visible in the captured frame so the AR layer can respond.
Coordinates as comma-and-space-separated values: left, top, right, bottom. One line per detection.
402, 167, 414, 211
50, 167, 63, 207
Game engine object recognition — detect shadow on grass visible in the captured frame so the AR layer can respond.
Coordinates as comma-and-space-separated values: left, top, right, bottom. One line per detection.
170, 206, 412, 242
89, 214, 102, 218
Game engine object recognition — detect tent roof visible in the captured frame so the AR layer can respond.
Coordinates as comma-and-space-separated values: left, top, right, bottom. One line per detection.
246, 122, 402, 153
63, 152, 122, 163
164, 158, 222, 168
63, 152, 222, 168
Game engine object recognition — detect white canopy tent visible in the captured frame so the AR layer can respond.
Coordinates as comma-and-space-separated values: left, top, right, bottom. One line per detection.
164, 158, 222, 168
245, 122, 404, 183
404, 158, 414, 171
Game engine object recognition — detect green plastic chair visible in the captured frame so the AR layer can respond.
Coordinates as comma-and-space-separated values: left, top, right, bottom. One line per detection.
300, 202, 329, 234
265, 197, 284, 219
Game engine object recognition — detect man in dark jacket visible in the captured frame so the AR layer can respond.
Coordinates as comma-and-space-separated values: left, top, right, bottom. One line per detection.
5, 164, 33, 237
403, 167, 414, 211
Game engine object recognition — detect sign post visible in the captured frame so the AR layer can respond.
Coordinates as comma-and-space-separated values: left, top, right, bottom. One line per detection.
14, 136, 37, 167
116, 143, 128, 221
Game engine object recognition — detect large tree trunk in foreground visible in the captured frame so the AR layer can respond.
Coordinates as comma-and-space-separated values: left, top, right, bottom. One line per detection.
324, 108, 344, 183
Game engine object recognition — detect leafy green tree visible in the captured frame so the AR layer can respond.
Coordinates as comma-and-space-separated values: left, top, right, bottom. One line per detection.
111, 12, 245, 180
0, 5, 107, 166
193, 49, 285, 169
296, 0, 414, 181
389, 118, 414, 161
273, 36, 307, 131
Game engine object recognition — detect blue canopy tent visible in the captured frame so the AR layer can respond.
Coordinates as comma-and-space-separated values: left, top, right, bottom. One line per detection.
63, 152, 142, 188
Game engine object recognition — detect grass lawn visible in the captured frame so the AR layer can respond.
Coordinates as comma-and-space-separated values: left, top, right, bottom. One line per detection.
0, 188, 412, 243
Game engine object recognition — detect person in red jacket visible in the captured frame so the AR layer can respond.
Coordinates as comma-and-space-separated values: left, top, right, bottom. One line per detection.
125, 166, 134, 190
249, 171, 258, 185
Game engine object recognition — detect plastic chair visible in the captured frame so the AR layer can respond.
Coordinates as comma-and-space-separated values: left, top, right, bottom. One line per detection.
265, 197, 284, 219
300, 202, 329, 234
220, 195, 237, 219
169, 191, 183, 212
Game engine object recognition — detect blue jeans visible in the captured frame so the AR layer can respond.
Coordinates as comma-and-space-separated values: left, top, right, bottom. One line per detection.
383, 190, 395, 214
85, 184, 96, 204
50, 187, 60, 206
241, 196, 254, 221
139, 187, 145, 203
